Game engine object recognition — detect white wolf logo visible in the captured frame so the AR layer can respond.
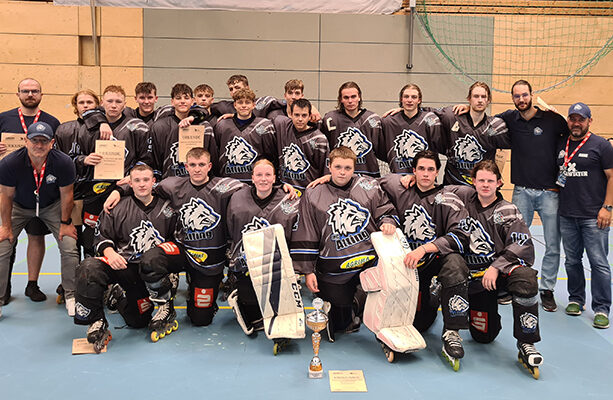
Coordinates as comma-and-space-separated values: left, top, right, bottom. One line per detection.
453, 135, 485, 163
241, 216, 270, 234
282, 143, 310, 173
129, 220, 164, 257
225, 136, 257, 166
459, 217, 494, 256
394, 129, 428, 161
327, 198, 370, 238
180, 198, 220, 232
169, 142, 179, 166
404, 204, 436, 242
336, 127, 372, 158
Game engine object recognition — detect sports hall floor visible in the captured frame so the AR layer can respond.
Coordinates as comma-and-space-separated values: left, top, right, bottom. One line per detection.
1, 226, 612, 399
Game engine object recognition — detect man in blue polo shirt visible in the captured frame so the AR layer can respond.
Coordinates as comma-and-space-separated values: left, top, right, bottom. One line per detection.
557, 103, 613, 329
0, 78, 60, 303
496, 80, 569, 312
0, 122, 79, 318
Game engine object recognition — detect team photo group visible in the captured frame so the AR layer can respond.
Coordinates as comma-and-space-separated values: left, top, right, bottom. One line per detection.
0, 74, 611, 380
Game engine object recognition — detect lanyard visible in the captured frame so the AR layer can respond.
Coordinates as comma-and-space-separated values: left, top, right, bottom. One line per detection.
31, 158, 47, 217
18, 108, 41, 134
563, 132, 591, 167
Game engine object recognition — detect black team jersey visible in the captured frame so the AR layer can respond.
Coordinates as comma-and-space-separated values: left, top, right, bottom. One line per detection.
381, 109, 443, 175
95, 195, 176, 263
214, 116, 277, 182
226, 185, 299, 273
273, 116, 329, 191
290, 176, 397, 284
321, 109, 385, 178
380, 174, 469, 267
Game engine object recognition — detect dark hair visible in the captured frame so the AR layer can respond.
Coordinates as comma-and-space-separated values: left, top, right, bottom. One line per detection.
398, 83, 422, 108
171, 83, 193, 99
227, 74, 249, 86
290, 98, 312, 114
135, 82, 157, 96
471, 159, 501, 181
467, 81, 491, 102
414, 150, 441, 171
194, 84, 214, 96
337, 81, 363, 111
511, 79, 532, 95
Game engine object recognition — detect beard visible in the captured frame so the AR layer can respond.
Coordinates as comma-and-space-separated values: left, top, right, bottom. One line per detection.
20, 97, 41, 110
515, 98, 532, 111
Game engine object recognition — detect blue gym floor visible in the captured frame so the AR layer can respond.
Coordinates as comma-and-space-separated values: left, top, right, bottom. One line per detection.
1, 226, 612, 399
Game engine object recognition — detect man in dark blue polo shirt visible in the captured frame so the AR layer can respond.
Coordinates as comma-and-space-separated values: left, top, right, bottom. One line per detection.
496, 80, 569, 312
557, 103, 613, 329
0, 122, 79, 318
0, 78, 61, 303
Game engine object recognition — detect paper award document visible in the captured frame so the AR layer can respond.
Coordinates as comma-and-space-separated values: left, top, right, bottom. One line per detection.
0, 133, 26, 159
329, 370, 367, 392
178, 125, 205, 162
94, 140, 125, 180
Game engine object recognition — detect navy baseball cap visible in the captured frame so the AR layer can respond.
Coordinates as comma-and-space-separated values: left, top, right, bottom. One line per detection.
27, 122, 54, 140
568, 102, 592, 119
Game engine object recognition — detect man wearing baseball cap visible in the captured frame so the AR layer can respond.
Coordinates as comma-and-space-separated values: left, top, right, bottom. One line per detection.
0, 122, 79, 318
557, 102, 613, 329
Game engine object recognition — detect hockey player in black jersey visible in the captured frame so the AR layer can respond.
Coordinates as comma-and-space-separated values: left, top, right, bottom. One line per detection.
226, 159, 299, 340
73, 164, 176, 352
123, 82, 159, 127
273, 98, 329, 192
321, 81, 385, 178
149, 83, 217, 179
214, 88, 277, 182
380, 150, 471, 371
453, 160, 543, 378
291, 146, 397, 341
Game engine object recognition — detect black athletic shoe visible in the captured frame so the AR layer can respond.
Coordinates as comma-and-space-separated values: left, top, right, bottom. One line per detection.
540, 290, 557, 312
25, 281, 47, 302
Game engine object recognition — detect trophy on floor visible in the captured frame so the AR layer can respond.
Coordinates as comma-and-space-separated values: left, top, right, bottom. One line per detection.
306, 297, 328, 379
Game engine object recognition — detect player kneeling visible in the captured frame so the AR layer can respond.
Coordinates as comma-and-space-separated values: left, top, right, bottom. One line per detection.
454, 160, 543, 379
73, 165, 176, 352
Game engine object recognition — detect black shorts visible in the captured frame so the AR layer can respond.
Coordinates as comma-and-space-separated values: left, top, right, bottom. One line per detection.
24, 217, 51, 236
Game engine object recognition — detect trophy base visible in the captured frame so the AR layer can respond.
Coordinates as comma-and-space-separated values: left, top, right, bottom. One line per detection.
308, 368, 324, 379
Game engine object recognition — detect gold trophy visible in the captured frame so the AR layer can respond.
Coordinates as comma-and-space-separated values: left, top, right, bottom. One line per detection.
306, 297, 328, 379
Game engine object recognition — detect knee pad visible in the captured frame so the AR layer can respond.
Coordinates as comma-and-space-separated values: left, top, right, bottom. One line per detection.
469, 309, 501, 344
437, 253, 469, 288
507, 267, 538, 298
187, 301, 218, 327
139, 247, 169, 284
76, 258, 110, 299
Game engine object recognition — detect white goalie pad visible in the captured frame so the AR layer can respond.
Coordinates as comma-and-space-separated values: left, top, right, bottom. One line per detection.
360, 228, 426, 353
243, 224, 305, 340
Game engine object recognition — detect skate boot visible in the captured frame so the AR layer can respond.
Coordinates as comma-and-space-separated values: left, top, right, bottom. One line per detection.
87, 318, 112, 354
517, 342, 543, 379
377, 337, 396, 363
149, 300, 178, 342
441, 329, 464, 371
56, 284, 65, 304
273, 338, 291, 355
104, 284, 125, 313
169, 273, 180, 299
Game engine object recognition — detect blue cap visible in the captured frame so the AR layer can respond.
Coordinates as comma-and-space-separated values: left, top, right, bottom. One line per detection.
568, 102, 591, 119
27, 122, 54, 140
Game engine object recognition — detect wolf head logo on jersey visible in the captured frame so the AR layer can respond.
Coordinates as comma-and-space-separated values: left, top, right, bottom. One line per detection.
129, 220, 164, 260
169, 142, 179, 166
393, 129, 428, 168
336, 127, 372, 159
403, 204, 436, 243
241, 216, 271, 234
225, 136, 257, 167
459, 217, 494, 257
453, 135, 485, 163
282, 143, 310, 174
180, 198, 220, 237
327, 198, 371, 250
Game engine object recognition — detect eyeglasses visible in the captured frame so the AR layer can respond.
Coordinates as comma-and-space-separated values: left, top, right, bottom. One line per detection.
19, 90, 41, 95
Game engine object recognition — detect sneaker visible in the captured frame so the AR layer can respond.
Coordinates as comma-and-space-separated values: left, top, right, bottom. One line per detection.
25, 281, 47, 302
497, 293, 512, 305
540, 290, 557, 312
565, 302, 582, 316
593, 313, 610, 329
66, 296, 76, 317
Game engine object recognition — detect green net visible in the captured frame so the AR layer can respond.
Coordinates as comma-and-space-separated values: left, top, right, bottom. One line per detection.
414, 1, 613, 93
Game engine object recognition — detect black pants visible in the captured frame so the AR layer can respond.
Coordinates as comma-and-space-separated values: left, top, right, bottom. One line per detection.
317, 273, 364, 332
73, 258, 152, 328
139, 242, 223, 326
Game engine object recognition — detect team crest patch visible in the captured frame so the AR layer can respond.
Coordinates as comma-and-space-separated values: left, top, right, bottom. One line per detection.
45, 174, 57, 184
403, 204, 436, 244
358, 180, 374, 191
367, 116, 381, 128
449, 295, 469, 316
452, 135, 485, 168
520, 312, 538, 333
180, 198, 221, 240
281, 143, 310, 181
75, 302, 91, 319
224, 136, 257, 175
327, 198, 371, 251
434, 193, 444, 205
533, 127, 543, 136
393, 129, 428, 170
215, 182, 232, 194
128, 220, 164, 261
162, 204, 174, 218
279, 200, 297, 215
424, 115, 438, 127
255, 123, 268, 135
492, 211, 504, 224
241, 216, 270, 234
336, 127, 372, 164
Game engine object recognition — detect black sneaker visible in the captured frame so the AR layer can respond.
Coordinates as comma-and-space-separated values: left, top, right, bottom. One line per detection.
25, 281, 47, 302
540, 290, 557, 312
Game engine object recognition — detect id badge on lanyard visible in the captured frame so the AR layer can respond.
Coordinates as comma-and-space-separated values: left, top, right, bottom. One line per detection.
32, 161, 47, 217
557, 133, 591, 188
